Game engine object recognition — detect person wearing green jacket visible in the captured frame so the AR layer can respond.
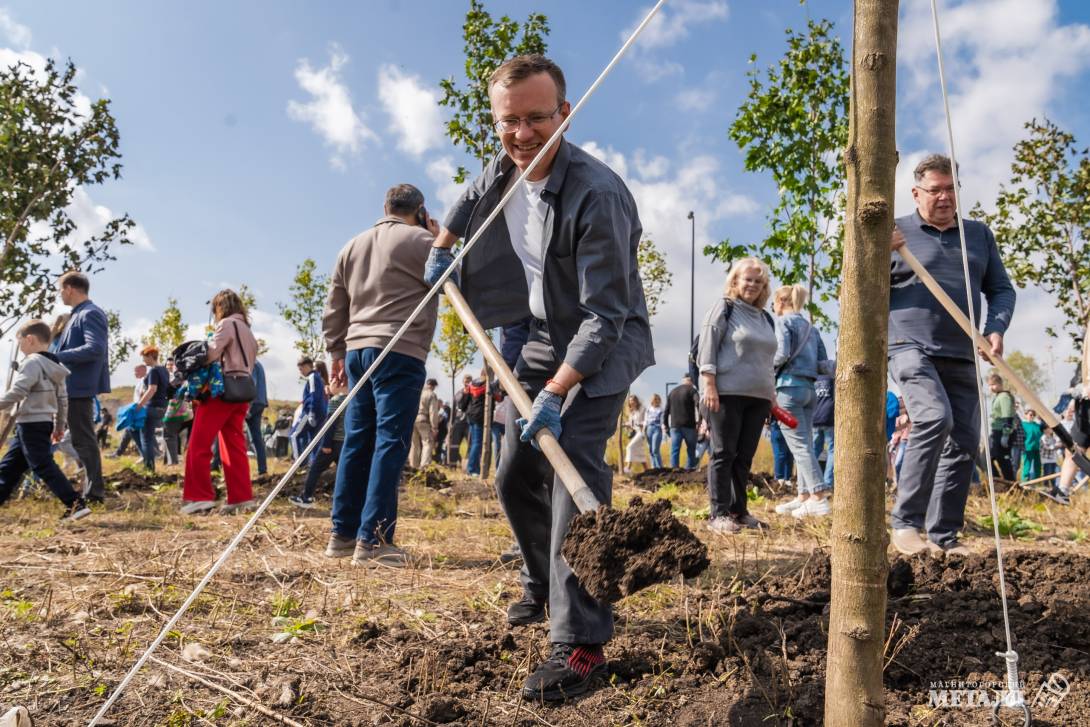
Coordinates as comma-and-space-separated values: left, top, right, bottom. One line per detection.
988, 374, 1016, 480
1021, 409, 1043, 481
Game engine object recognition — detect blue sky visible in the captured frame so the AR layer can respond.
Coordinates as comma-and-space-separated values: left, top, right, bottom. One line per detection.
4, 0, 1090, 402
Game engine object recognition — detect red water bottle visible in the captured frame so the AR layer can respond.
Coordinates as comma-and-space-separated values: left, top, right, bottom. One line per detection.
771, 404, 798, 429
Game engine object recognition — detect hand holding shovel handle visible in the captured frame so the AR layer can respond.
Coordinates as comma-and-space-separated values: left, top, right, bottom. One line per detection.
441, 281, 603, 514
897, 246, 1090, 476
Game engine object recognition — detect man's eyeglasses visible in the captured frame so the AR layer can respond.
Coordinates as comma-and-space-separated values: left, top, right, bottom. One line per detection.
493, 104, 563, 134
915, 184, 958, 197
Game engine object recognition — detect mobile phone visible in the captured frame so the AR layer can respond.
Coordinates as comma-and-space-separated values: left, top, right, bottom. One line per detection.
416, 206, 429, 228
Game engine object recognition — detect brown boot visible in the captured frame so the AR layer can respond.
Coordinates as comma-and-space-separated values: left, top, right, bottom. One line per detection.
891, 528, 928, 555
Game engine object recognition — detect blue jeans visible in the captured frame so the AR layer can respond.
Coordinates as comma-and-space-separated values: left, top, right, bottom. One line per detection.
140, 405, 165, 471
812, 425, 834, 490
776, 385, 827, 494
670, 427, 697, 469
246, 404, 267, 475
0, 422, 80, 507
645, 425, 664, 468
331, 348, 425, 545
771, 422, 794, 480
466, 423, 484, 475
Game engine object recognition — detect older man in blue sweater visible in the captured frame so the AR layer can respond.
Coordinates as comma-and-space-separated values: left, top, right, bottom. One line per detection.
55, 272, 111, 502
889, 154, 1015, 556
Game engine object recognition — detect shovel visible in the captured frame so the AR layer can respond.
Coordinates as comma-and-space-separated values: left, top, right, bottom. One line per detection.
897, 246, 1090, 477
441, 281, 709, 601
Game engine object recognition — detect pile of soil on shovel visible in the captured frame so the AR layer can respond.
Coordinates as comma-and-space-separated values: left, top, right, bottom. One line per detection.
562, 497, 710, 602
402, 465, 452, 490
106, 469, 179, 491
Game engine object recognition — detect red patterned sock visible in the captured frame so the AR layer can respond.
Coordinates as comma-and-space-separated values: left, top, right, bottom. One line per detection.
567, 645, 605, 678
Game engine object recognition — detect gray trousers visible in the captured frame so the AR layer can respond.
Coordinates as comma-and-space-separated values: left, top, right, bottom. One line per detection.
68, 397, 104, 499
495, 320, 626, 645
889, 349, 979, 546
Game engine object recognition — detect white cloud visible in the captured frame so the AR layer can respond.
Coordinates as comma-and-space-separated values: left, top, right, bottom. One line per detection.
626, 0, 729, 50
623, 1, 730, 83
287, 44, 377, 170
675, 87, 716, 112
377, 64, 443, 157
425, 157, 468, 220
0, 8, 31, 48
896, 0, 1090, 213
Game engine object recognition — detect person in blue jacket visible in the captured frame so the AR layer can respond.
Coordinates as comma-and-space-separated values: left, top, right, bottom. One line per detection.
54, 271, 110, 502
290, 356, 328, 460
248, 360, 269, 475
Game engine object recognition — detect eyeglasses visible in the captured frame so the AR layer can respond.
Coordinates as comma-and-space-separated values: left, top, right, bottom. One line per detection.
493, 104, 563, 134
915, 184, 958, 197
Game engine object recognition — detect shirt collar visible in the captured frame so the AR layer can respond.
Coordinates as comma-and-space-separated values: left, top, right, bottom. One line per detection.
496, 137, 571, 197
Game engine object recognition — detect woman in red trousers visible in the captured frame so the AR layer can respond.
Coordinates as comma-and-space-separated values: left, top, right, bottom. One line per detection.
181, 289, 259, 515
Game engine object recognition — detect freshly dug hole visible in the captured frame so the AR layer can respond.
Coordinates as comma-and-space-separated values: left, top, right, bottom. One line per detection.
562, 497, 709, 603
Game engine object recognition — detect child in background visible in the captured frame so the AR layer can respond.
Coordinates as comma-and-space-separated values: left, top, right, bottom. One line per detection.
290, 356, 328, 460
1057, 323, 1090, 500
290, 380, 347, 508
0, 320, 90, 522
1040, 428, 1062, 479
1020, 409, 1043, 482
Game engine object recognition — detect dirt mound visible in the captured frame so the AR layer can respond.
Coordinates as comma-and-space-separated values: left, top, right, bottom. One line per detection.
106, 469, 178, 491
562, 497, 710, 602
403, 466, 452, 490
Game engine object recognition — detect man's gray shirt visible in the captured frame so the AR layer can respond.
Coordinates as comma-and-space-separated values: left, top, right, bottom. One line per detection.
889, 211, 1015, 362
443, 139, 654, 398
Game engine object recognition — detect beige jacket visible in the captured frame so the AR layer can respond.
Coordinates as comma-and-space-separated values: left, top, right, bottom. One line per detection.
416, 386, 439, 427
207, 314, 258, 375
323, 216, 438, 362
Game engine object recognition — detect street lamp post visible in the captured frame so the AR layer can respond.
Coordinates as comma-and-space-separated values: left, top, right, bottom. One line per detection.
687, 211, 695, 345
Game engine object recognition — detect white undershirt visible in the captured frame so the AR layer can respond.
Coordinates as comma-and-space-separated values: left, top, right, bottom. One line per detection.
503, 175, 550, 319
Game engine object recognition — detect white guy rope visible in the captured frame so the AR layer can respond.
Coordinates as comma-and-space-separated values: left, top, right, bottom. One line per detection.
928, 0, 1026, 718
87, 1, 668, 723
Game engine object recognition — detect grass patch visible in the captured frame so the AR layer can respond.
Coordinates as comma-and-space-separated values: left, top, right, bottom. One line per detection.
976, 508, 1043, 539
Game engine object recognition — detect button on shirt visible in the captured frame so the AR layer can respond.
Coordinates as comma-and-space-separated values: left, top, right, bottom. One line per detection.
503, 175, 550, 320
888, 211, 1015, 362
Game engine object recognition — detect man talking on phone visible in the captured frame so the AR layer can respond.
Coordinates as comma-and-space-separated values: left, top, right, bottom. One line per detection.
425, 55, 653, 702
321, 183, 439, 567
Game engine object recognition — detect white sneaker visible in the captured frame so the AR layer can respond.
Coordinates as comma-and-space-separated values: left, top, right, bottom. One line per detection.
792, 497, 831, 518
774, 496, 806, 514
180, 500, 216, 515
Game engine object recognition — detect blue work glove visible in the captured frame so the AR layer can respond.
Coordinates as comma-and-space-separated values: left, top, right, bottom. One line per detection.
424, 246, 458, 287
517, 389, 564, 450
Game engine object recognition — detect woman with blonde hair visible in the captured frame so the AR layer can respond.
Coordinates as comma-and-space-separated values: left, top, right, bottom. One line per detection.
623, 394, 650, 474
644, 392, 665, 469
696, 257, 777, 533
181, 289, 259, 515
771, 284, 835, 519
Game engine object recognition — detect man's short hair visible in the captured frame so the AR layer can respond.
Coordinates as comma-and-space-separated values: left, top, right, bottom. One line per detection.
988, 372, 1004, 386
385, 184, 425, 216
489, 54, 567, 105
913, 154, 956, 182
297, 356, 314, 367
682, 373, 692, 381
17, 320, 51, 345
59, 270, 90, 294
426, 378, 438, 388
140, 345, 160, 359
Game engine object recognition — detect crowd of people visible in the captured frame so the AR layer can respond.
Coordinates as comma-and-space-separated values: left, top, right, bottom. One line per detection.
3, 54, 1090, 704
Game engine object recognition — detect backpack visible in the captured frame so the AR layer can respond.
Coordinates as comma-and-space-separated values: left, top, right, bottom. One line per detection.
688, 299, 774, 383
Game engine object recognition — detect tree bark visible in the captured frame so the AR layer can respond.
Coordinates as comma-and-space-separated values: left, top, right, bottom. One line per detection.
824, 2, 898, 725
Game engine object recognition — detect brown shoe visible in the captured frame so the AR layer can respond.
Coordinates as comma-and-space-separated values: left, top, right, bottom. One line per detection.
891, 528, 929, 555
731, 513, 767, 530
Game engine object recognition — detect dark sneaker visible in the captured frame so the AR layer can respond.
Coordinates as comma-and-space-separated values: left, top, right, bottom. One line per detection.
732, 513, 768, 529
60, 499, 91, 523
499, 542, 522, 565
507, 593, 547, 626
289, 494, 317, 509
521, 643, 606, 702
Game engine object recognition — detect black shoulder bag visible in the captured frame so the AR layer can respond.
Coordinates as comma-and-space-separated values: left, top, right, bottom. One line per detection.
221, 321, 257, 403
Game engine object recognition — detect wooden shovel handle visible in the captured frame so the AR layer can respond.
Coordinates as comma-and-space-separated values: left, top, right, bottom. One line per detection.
897, 246, 1063, 430
441, 281, 603, 514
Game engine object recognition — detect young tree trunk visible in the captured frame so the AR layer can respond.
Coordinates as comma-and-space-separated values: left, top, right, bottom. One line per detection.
824, 2, 898, 725
447, 376, 456, 465
481, 364, 493, 479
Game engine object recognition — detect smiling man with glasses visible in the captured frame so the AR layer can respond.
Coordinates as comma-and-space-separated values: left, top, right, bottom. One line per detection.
424, 54, 653, 703
887, 153, 1016, 559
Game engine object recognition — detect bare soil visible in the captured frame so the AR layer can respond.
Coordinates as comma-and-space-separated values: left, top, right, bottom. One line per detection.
0, 459, 1087, 725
